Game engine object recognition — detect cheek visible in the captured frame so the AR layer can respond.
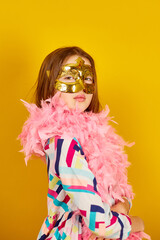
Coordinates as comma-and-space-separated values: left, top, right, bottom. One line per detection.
60, 93, 75, 107
61, 93, 70, 101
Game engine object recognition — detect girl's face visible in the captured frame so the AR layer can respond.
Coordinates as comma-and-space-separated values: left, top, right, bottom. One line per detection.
55, 55, 93, 112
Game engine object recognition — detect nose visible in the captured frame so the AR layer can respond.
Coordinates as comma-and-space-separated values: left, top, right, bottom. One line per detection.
76, 89, 85, 94
78, 79, 85, 89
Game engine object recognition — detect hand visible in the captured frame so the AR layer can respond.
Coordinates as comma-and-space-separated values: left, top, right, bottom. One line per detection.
130, 216, 145, 233
111, 198, 130, 215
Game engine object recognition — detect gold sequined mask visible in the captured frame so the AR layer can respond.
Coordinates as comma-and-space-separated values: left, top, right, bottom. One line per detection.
54, 57, 95, 94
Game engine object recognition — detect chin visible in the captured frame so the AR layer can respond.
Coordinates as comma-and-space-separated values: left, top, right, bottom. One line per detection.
69, 104, 87, 112
67, 100, 89, 112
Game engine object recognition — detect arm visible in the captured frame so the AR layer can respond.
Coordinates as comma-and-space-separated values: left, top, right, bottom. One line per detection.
56, 136, 132, 239
113, 199, 145, 233
90, 199, 144, 240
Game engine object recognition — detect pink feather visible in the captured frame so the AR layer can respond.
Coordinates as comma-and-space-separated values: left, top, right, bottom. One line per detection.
18, 92, 150, 239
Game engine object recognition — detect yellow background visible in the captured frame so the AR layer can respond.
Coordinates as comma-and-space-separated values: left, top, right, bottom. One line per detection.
0, 0, 159, 239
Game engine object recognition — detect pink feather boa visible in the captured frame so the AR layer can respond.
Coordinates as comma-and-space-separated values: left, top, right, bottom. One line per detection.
18, 92, 150, 240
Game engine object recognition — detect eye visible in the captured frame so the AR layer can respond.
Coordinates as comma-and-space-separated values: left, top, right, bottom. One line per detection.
65, 76, 73, 80
84, 77, 93, 84
60, 75, 76, 82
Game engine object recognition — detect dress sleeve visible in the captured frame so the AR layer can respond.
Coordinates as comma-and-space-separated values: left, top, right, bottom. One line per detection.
56, 136, 132, 240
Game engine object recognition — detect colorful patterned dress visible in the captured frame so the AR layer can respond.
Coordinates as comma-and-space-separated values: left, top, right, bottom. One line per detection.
37, 135, 132, 240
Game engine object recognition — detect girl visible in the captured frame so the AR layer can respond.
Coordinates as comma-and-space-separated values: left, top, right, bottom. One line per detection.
19, 46, 148, 240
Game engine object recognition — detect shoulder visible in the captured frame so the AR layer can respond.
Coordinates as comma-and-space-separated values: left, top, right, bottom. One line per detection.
43, 134, 84, 156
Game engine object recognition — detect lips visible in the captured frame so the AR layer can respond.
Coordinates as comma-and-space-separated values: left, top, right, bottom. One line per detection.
74, 94, 86, 100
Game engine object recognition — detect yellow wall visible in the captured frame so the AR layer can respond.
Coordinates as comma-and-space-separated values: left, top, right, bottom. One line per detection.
0, 0, 159, 239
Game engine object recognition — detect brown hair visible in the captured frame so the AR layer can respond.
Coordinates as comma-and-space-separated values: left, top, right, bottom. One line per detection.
34, 46, 101, 113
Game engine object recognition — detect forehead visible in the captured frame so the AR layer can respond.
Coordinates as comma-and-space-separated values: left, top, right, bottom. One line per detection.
62, 55, 91, 66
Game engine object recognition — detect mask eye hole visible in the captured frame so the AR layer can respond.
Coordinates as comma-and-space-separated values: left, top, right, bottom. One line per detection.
84, 77, 93, 84
59, 75, 76, 82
